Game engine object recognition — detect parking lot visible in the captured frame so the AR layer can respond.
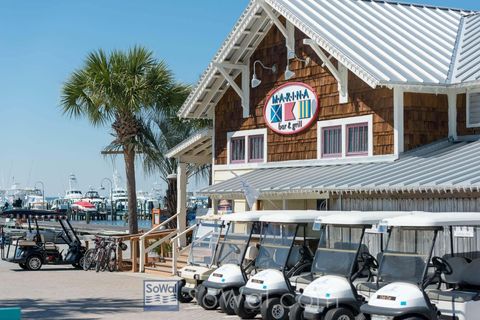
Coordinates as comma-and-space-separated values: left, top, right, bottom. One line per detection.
0, 260, 237, 320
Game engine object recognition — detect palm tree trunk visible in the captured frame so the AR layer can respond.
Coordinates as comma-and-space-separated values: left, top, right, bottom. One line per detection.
124, 148, 138, 234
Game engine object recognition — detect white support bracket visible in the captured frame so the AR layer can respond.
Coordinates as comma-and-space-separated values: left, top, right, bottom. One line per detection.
393, 87, 404, 156
304, 38, 349, 104
258, 0, 295, 59
213, 62, 250, 118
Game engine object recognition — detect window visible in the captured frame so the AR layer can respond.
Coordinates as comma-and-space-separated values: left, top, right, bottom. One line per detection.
321, 126, 342, 157
227, 129, 267, 164
248, 135, 264, 162
230, 137, 245, 163
467, 91, 480, 128
317, 115, 373, 159
346, 123, 368, 155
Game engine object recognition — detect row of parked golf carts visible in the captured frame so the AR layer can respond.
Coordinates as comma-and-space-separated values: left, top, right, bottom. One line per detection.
176, 210, 480, 320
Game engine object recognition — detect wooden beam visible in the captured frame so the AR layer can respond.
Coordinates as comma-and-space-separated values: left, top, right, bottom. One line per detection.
258, 0, 287, 38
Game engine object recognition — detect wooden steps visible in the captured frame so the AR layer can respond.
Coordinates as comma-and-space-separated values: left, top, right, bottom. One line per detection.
144, 252, 190, 277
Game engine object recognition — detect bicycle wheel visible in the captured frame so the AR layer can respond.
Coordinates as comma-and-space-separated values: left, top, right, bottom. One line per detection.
83, 249, 96, 271
95, 248, 105, 273
107, 247, 117, 272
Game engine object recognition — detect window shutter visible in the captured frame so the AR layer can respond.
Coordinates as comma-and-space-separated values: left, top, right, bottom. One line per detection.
468, 92, 480, 127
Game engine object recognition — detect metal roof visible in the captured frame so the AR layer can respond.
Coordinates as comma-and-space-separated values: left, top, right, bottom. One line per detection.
451, 13, 480, 83
164, 128, 212, 164
179, 0, 479, 119
200, 138, 480, 198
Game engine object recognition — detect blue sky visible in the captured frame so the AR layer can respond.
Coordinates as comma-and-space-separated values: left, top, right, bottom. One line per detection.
0, 0, 478, 196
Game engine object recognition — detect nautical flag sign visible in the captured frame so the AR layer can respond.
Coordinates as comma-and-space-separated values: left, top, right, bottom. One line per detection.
263, 82, 318, 135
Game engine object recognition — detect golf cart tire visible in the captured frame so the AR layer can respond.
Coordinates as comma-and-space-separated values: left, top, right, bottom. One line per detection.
26, 255, 43, 271
196, 284, 219, 310
19, 263, 28, 270
289, 303, 304, 320
219, 289, 236, 315
234, 294, 258, 319
324, 307, 354, 320
261, 297, 289, 320
177, 281, 194, 303
401, 317, 426, 320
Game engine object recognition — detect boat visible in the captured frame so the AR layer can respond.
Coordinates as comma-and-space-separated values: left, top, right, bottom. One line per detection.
71, 201, 97, 213
64, 174, 82, 202
82, 188, 104, 208
24, 188, 47, 209
111, 171, 128, 211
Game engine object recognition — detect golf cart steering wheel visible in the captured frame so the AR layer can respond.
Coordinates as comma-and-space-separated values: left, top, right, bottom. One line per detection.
360, 252, 379, 269
432, 256, 453, 275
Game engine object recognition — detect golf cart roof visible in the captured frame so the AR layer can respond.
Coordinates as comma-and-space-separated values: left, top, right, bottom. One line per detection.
382, 212, 480, 227
259, 210, 332, 223
221, 211, 269, 222
319, 211, 405, 226
196, 213, 223, 222
1, 209, 66, 218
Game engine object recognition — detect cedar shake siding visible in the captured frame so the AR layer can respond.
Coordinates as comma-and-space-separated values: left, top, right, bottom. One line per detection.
403, 93, 449, 151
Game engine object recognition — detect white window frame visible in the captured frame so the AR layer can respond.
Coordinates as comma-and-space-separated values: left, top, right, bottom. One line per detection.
227, 128, 267, 165
317, 115, 373, 159
466, 89, 480, 128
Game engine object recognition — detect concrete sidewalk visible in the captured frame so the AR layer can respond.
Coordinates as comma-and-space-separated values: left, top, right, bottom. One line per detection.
0, 260, 237, 320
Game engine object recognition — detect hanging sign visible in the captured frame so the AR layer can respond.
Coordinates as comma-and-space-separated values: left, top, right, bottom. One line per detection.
263, 82, 319, 135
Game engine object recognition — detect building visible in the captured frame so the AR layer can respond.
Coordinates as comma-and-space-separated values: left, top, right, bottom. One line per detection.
167, 0, 480, 221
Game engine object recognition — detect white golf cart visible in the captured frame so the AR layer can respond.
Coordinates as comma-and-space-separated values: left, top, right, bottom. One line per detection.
198, 211, 267, 313
177, 215, 224, 303
290, 211, 401, 320
235, 211, 331, 320
361, 212, 480, 320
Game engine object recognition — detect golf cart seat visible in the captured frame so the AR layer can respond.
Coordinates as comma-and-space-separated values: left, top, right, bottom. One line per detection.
44, 242, 57, 251
17, 240, 37, 247
441, 256, 470, 285
245, 245, 259, 261
428, 258, 480, 302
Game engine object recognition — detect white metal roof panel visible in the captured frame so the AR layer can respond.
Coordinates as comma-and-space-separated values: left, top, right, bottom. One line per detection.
178, 0, 479, 120
452, 13, 480, 83
382, 212, 480, 227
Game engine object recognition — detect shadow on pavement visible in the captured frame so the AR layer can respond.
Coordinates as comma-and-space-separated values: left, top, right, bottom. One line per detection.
0, 297, 143, 319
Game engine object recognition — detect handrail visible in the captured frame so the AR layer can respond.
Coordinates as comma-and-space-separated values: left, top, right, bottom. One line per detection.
140, 212, 178, 240
170, 224, 196, 244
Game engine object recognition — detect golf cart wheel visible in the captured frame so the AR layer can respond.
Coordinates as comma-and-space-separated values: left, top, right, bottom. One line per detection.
219, 289, 236, 315
289, 303, 304, 320
177, 281, 193, 303
261, 297, 288, 320
196, 284, 219, 310
324, 307, 354, 320
73, 256, 85, 269
233, 294, 258, 319
19, 263, 28, 270
26, 255, 43, 271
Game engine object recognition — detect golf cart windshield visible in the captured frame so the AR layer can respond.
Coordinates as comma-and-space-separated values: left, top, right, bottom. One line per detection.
215, 221, 254, 266
312, 226, 364, 276
189, 220, 223, 266
379, 228, 436, 284
255, 223, 297, 270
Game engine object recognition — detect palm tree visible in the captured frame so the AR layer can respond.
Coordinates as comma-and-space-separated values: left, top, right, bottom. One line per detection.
61, 46, 182, 234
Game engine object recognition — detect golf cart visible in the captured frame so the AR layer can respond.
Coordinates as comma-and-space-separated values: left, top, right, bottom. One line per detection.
361, 212, 480, 320
197, 211, 267, 313
0, 209, 86, 270
290, 211, 401, 320
177, 214, 225, 303
235, 210, 329, 320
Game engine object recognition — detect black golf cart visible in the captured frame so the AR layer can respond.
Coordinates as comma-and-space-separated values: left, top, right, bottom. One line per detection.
0, 209, 86, 271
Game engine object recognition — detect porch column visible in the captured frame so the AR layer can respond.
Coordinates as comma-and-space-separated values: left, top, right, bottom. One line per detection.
176, 161, 187, 247
393, 87, 404, 156
448, 92, 457, 140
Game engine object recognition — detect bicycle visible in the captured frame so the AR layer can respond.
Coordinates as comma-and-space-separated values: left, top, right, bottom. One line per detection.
82, 236, 102, 271
105, 238, 127, 272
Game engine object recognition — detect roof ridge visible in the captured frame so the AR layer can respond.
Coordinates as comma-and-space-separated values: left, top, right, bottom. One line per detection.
360, 0, 476, 13
446, 15, 466, 84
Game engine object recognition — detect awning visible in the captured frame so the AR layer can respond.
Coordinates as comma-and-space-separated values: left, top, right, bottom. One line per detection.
200, 137, 480, 199
165, 128, 212, 164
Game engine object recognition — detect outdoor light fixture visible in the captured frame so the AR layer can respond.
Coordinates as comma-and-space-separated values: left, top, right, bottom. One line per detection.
251, 60, 277, 88
285, 51, 311, 80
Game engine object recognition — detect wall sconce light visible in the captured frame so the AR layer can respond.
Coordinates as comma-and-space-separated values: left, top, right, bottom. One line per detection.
284, 51, 311, 80
251, 60, 277, 88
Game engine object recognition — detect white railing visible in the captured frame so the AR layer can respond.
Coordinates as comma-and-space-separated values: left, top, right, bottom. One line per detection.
170, 224, 197, 275
139, 213, 179, 272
